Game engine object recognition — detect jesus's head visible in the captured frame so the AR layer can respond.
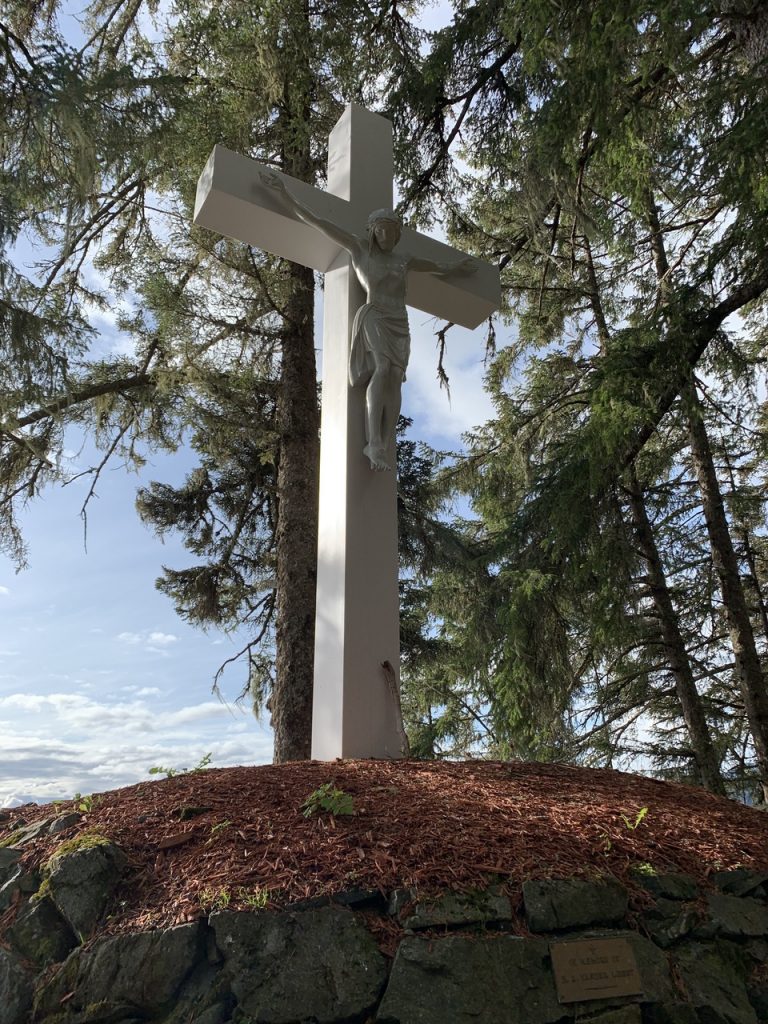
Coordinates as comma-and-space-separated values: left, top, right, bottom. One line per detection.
367, 209, 402, 253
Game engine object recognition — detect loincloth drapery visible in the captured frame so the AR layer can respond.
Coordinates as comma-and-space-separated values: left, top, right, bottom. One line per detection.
348, 302, 410, 387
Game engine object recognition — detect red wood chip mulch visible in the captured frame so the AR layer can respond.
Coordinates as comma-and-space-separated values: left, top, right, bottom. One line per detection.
1, 760, 766, 947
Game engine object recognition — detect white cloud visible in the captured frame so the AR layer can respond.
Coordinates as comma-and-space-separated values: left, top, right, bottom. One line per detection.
116, 631, 142, 645
0, 692, 272, 801
0, 692, 238, 735
0, 585, 10, 596
147, 632, 178, 646
2, 794, 39, 808
116, 629, 179, 655
0, 693, 90, 714
122, 685, 162, 697
167, 702, 236, 725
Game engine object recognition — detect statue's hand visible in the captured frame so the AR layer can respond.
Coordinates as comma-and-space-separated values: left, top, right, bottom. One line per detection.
259, 169, 287, 193
455, 256, 478, 275
435, 256, 478, 276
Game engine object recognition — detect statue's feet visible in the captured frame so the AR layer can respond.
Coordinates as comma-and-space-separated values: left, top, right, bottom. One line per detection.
364, 443, 393, 471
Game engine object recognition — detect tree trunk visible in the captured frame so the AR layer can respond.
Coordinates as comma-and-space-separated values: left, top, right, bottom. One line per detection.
642, 188, 768, 799
685, 381, 768, 801
722, 447, 768, 647
625, 466, 726, 795
272, 259, 319, 761
271, 10, 320, 762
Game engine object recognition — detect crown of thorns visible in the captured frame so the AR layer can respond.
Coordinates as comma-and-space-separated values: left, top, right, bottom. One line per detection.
367, 209, 401, 229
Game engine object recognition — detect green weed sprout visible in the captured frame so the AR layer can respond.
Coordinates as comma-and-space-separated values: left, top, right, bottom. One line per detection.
149, 753, 213, 779
621, 807, 649, 830
198, 886, 231, 912
205, 820, 232, 845
238, 886, 269, 909
301, 782, 354, 818
73, 792, 99, 813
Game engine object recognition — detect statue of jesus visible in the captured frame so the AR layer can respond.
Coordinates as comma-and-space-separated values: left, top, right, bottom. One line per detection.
260, 171, 476, 471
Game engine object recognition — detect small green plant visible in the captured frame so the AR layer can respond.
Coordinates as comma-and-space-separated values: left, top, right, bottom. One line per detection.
301, 782, 355, 818
594, 827, 612, 854
238, 886, 269, 909
632, 861, 657, 876
205, 820, 232, 845
149, 752, 213, 779
621, 807, 649, 831
198, 886, 231, 912
73, 792, 99, 813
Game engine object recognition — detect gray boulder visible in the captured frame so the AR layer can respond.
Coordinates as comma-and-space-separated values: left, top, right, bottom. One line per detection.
212, 905, 387, 1024
33, 921, 203, 1021
0, 947, 34, 1024
403, 884, 512, 929
377, 934, 562, 1024
633, 872, 698, 901
698, 894, 768, 939
712, 870, 768, 899
6, 817, 54, 846
46, 839, 127, 938
0, 864, 22, 911
643, 897, 698, 948
0, 864, 40, 912
644, 1004, 701, 1024
158, 959, 233, 1024
586, 1009, 642, 1024
523, 878, 627, 931
0, 846, 22, 884
6, 894, 77, 965
675, 943, 757, 1024
49, 812, 84, 835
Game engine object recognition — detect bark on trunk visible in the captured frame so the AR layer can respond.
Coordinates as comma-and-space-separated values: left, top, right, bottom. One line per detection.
685, 381, 768, 801
642, 189, 768, 799
271, 24, 320, 762
272, 258, 319, 762
625, 467, 726, 795
722, 448, 768, 647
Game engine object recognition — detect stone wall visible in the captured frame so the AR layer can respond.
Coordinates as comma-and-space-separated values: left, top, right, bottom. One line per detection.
1, 835, 767, 1024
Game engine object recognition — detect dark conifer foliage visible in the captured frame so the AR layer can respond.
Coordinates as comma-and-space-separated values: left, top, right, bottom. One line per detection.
388, 1, 768, 799
4, 0, 768, 789
0, 0, 420, 760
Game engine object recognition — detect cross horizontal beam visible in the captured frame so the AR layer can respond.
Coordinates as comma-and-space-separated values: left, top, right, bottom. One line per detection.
194, 145, 500, 331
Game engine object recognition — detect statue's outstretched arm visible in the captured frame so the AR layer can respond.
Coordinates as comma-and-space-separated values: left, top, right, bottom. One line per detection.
259, 170, 359, 254
409, 254, 478, 276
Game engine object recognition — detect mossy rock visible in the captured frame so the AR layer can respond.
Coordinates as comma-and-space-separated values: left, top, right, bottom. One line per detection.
6, 895, 77, 966
0, 948, 34, 1024
45, 836, 127, 940
44, 830, 114, 869
33, 923, 204, 1022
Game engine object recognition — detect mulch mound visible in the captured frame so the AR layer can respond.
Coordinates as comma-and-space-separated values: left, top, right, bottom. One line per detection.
1, 760, 767, 944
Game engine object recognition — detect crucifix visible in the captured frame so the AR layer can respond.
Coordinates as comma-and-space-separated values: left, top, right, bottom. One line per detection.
194, 103, 500, 761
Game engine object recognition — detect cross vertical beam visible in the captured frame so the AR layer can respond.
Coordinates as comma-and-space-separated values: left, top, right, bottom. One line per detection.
311, 105, 405, 760
193, 103, 501, 762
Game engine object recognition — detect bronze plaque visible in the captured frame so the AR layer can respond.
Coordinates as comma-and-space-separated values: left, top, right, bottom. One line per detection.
550, 937, 643, 1003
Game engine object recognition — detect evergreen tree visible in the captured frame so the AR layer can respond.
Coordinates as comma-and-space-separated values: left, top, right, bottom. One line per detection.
0, 0, 421, 760
390, 0, 768, 791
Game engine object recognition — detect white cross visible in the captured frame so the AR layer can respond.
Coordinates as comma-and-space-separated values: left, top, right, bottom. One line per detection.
194, 103, 500, 760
